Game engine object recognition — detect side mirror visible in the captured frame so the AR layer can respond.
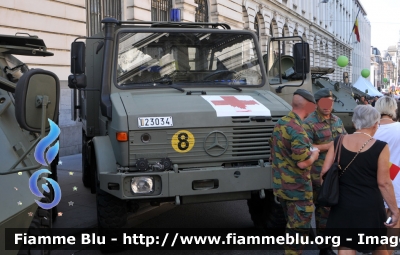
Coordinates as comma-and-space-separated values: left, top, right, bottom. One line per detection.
15, 69, 60, 133
69, 41, 87, 89
293, 42, 310, 74
71, 41, 85, 74
68, 73, 87, 89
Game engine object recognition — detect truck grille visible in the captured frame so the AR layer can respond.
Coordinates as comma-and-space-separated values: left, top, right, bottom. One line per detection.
129, 116, 284, 167
232, 127, 272, 157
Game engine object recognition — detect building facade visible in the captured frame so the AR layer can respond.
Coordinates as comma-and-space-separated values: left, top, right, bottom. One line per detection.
0, 0, 372, 156
382, 50, 396, 91
370, 46, 383, 89
387, 38, 399, 88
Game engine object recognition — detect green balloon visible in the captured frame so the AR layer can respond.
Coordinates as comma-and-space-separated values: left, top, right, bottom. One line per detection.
383, 78, 388, 82
361, 69, 370, 78
337, 56, 348, 67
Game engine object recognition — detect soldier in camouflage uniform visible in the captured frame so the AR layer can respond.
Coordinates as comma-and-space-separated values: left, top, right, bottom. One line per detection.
303, 88, 347, 255
270, 89, 320, 255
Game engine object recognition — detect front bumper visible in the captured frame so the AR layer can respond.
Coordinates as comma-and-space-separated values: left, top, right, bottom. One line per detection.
98, 164, 273, 201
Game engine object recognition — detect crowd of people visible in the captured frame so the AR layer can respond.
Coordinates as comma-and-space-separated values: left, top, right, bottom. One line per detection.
269, 88, 400, 255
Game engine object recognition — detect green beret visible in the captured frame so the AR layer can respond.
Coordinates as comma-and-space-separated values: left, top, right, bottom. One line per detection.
294, 89, 316, 104
314, 88, 333, 101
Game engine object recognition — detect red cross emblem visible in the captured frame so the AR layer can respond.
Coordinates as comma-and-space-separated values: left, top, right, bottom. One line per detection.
211, 96, 259, 109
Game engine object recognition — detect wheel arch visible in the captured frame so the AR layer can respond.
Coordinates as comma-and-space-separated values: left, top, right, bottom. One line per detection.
92, 136, 117, 192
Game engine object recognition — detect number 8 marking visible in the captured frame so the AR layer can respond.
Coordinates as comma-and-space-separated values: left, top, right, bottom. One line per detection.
171, 130, 195, 153
177, 133, 189, 150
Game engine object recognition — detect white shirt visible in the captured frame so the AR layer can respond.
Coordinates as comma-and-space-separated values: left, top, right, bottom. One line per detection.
374, 122, 400, 208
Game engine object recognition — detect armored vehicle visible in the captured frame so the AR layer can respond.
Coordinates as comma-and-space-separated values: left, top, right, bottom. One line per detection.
264, 42, 358, 134
310, 68, 360, 133
69, 18, 317, 230
0, 34, 60, 254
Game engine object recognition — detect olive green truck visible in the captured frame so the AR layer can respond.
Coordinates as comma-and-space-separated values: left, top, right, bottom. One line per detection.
69, 18, 351, 230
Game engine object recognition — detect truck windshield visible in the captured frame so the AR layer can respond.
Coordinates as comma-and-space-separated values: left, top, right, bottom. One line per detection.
117, 32, 262, 87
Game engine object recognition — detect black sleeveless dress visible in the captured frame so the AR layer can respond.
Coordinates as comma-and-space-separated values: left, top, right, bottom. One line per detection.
326, 138, 387, 251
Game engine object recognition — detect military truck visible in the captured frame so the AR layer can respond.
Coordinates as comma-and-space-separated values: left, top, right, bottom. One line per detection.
69, 18, 324, 230
0, 34, 60, 254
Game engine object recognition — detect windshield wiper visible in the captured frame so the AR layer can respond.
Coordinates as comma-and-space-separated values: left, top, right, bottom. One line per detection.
203, 80, 243, 92
166, 84, 185, 92
153, 76, 185, 92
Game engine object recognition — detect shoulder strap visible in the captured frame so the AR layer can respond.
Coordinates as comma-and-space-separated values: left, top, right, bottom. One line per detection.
339, 137, 373, 177
336, 135, 344, 165
332, 135, 344, 167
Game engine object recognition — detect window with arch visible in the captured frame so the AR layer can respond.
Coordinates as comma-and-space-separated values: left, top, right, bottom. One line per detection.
151, 0, 172, 21
87, 0, 122, 36
195, 0, 208, 22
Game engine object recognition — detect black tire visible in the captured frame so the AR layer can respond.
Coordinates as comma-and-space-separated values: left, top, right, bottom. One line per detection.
93, 153, 127, 229
94, 157, 127, 253
82, 131, 91, 188
247, 193, 264, 228
96, 188, 128, 228
247, 190, 286, 233
18, 193, 52, 255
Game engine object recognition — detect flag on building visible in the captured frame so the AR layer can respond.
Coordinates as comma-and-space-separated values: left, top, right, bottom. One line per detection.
353, 18, 360, 42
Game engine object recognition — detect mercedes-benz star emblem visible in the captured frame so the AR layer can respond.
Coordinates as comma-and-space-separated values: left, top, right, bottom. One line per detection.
203, 131, 228, 157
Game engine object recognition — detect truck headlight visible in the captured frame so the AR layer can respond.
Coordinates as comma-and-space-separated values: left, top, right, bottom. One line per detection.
131, 177, 154, 194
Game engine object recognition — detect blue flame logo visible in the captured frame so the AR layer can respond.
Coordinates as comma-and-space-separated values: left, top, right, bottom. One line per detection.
29, 119, 62, 210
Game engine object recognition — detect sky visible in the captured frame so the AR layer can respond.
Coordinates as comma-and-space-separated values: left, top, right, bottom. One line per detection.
361, 0, 400, 52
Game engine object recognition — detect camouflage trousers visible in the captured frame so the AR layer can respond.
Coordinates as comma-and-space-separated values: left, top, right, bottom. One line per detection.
279, 198, 314, 255
313, 185, 331, 238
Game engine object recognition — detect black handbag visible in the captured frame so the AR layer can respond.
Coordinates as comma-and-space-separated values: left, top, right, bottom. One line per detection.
317, 134, 373, 207
317, 135, 344, 207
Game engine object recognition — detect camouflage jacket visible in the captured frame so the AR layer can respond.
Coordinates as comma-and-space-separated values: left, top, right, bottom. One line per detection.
269, 111, 313, 201
303, 111, 347, 185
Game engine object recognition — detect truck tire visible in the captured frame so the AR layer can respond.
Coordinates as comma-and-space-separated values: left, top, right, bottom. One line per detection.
18, 193, 52, 255
96, 188, 128, 228
82, 132, 91, 188
94, 159, 127, 253
247, 193, 264, 227
247, 190, 286, 232
94, 156, 127, 229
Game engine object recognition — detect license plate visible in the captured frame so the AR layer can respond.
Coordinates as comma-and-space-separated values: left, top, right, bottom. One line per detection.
138, 117, 173, 128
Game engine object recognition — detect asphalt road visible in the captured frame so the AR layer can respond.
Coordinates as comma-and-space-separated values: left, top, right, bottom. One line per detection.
50, 154, 377, 255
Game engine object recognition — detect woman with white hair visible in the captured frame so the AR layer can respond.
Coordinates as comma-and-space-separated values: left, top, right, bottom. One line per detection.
321, 105, 398, 254
374, 97, 400, 227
